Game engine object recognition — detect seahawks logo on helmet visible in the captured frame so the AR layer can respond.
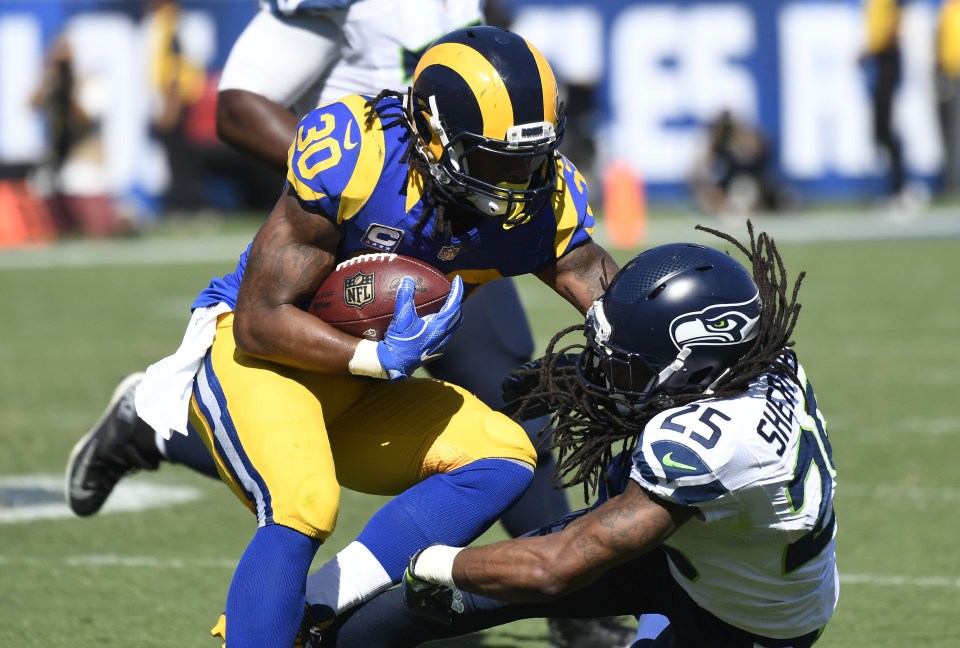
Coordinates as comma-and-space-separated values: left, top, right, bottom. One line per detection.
669, 294, 760, 349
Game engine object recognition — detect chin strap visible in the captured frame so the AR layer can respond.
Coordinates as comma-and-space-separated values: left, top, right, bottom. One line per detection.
704, 367, 731, 395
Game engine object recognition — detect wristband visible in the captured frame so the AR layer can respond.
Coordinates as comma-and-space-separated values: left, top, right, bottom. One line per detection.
348, 339, 387, 379
412, 545, 463, 588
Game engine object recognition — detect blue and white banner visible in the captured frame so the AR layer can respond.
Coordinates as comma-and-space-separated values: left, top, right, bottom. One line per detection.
0, 0, 945, 203
510, 0, 943, 200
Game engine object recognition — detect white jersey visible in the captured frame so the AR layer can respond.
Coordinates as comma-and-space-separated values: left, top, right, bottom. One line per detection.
314, 0, 482, 109
261, 0, 357, 16
630, 358, 838, 639
220, 0, 483, 119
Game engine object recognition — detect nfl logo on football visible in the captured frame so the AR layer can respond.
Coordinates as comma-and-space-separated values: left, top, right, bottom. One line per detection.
344, 271, 374, 309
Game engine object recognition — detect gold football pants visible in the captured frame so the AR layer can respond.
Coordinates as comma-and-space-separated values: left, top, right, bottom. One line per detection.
188, 314, 536, 539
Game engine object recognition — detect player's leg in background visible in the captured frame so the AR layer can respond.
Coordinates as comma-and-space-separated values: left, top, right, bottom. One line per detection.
424, 279, 637, 648
65, 368, 229, 518
65, 373, 164, 516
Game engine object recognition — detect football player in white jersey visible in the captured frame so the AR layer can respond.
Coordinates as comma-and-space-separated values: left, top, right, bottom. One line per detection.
318, 223, 839, 648
217, 0, 483, 169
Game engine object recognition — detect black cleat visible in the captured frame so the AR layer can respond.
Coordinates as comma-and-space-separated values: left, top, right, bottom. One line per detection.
209, 604, 333, 648
65, 373, 159, 517
298, 604, 335, 648
548, 616, 637, 648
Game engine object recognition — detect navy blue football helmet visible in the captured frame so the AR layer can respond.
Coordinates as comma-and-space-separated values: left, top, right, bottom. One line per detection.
409, 26, 565, 226
577, 243, 761, 405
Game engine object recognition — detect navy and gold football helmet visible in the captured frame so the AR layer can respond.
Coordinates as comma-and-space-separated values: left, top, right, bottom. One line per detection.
577, 243, 762, 405
409, 26, 565, 226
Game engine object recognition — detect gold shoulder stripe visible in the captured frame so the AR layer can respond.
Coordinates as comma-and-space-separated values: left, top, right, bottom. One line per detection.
553, 159, 591, 256
406, 167, 427, 214
414, 42, 513, 140
338, 95, 387, 223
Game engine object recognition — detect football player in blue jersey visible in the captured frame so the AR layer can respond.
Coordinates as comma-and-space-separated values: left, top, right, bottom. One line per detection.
317, 224, 839, 648
66, 26, 622, 648
218, 11, 594, 611
71, 3, 635, 645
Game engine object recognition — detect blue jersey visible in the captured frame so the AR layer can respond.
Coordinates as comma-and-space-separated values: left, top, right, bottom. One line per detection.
194, 94, 594, 310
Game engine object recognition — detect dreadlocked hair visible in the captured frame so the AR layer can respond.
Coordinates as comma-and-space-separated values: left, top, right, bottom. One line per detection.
511, 221, 806, 501
364, 90, 454, 240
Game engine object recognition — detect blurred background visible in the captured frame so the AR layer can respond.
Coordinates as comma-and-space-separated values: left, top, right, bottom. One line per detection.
3, 2, 960, 647
1, 0, 958, 246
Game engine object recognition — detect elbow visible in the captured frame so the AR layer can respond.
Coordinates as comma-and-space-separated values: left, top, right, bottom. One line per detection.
232, 312, 271, 358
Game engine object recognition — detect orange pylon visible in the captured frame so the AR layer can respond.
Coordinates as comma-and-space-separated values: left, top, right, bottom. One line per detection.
602, 160, 646, 250
0, 180, 56, 247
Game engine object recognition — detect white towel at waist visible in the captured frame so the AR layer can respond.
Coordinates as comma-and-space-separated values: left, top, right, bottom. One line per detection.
135, 302, 232, 439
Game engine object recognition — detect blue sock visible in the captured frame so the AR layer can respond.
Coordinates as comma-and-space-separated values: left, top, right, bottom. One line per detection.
166, 428, 219, 478
356, 458, 533, 579
225, 525, 321, 648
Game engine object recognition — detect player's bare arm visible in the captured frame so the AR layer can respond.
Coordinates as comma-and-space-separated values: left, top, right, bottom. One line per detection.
536, 241, 620, 315
216, 89, 299, 173
449, 481, 694, 602
233, 187, 360, 372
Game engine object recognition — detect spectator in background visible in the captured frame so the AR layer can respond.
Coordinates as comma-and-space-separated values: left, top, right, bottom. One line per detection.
30, 33, 128, 237
936, 0, 960, 195
860, 0, 907, 200
689, 109, 784, 219
143, 0, 207, 216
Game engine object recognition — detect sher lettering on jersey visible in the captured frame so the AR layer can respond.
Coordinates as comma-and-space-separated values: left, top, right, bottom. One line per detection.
755, 373, 799, 457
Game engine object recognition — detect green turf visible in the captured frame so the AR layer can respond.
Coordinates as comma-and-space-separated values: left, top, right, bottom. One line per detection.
1, 215, 959, 646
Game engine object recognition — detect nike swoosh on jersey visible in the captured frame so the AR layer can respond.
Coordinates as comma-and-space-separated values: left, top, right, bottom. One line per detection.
420, 351, 443, 362
344, 120, 359, 150
662, 452, 698, 471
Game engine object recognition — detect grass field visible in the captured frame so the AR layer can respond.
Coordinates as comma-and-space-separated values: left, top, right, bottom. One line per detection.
2, 210, 959, 647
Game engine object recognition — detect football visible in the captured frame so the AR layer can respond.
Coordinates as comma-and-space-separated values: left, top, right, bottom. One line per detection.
308, 253, 452, 341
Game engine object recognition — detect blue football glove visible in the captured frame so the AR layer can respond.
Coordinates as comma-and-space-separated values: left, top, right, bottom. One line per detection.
376, 275, 464, 381
401, 553, 465, 625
